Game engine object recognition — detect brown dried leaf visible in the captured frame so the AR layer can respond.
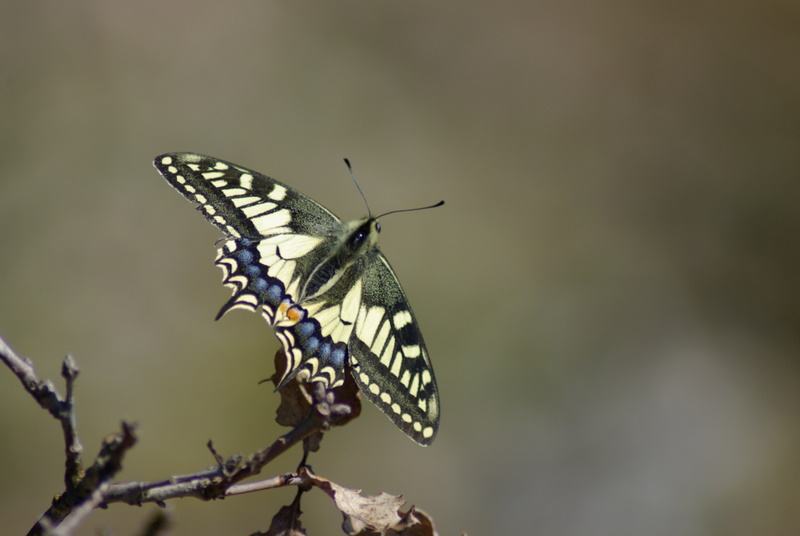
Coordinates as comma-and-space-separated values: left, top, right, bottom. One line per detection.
271, 350, 323, 451
300, 467, 414, 535
270, 350, 362, 452
271, 350, 313, 429
137, 508, 174, 536
328, 361, 362, 427
386, 508, 439, 536
263, 502, 307, 536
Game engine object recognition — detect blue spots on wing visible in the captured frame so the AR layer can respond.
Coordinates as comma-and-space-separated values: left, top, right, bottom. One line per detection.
296, 321, 316, 337
319, 342, 331, 360
235, 248, 254, 264
267, 283, 283, 303
304, 336, 320, 353
292, 319, 324, 357
219, 237, 348, 387
330, 346, 346, 368
216, 239, 291, 318
223, 239, 290, 308
267, 284, 283, 304
269, 314, 347, 388
294, 320, 322, 356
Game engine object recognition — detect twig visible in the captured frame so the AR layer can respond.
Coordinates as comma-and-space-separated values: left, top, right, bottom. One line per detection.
28, 421, 138, 536
0, 336, 84, 489
225, 475, 296, 496
44, 481, 111, 536
60, 355, 82, 490
102, 396, 342, 506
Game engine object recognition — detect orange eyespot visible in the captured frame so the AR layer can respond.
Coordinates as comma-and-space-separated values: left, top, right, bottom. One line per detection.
278, 299, 305, 323
286, 306, 304, 323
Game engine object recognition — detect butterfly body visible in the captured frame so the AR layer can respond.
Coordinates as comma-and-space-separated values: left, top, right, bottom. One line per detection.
154, 153, 439, 445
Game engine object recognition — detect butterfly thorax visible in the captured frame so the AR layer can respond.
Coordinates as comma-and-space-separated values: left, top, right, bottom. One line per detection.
301, 218, 380, 301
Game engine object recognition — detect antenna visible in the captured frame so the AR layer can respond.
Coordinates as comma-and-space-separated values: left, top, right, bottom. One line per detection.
376, 200, 445, 221
343, 158, 445, 221
344, 158, 373, 217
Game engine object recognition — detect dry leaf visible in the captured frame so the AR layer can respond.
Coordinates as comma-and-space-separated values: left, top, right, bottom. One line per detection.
270, 350, 362, 452
271, 350, 313, 428
386, 508, 439, 536
264, 502, 307, 536
299, 467, 427, 535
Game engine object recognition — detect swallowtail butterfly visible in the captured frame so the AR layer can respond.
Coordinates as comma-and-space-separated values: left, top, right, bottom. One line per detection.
154, 153, 440, 445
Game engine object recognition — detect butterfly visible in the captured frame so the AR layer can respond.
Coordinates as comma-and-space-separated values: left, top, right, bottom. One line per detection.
154, 153, 440, 445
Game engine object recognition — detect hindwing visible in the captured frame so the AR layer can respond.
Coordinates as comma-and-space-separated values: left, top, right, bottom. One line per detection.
154, 152, 439, 445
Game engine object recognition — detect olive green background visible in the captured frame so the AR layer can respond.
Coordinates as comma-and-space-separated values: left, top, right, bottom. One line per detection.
2, 1, 799, 535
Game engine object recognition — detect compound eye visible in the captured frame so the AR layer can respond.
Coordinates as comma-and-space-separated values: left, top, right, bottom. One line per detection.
351, 231, 366, 247
376, 221, 382, 233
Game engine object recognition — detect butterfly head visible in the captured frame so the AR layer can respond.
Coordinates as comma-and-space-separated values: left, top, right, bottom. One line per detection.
345, 218, 381, 255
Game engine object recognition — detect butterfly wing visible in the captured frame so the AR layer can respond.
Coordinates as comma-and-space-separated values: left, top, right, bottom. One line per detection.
349, 251, 440, 444
154, 152, 347, 377
155, 153, 341, 239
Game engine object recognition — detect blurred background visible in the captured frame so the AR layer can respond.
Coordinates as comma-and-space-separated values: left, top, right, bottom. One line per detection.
2, 1, 799, 535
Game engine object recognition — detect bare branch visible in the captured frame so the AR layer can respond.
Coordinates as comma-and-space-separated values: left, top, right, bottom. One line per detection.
102, 401, 330, 506
44, 481, 111, 536
3, 337, 438, 535
0, 335, 71, 419
60, 355, 82, 490
28, 421, 138, 536
0, 335, 85, 490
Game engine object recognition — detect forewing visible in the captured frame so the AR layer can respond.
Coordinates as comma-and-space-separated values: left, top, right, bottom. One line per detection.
154, 152, 342, 334
154, 153, 341, 239
349, 251, 440, 445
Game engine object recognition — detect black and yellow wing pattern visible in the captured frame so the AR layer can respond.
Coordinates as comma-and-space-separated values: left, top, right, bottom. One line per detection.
154, 153, 439, 445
